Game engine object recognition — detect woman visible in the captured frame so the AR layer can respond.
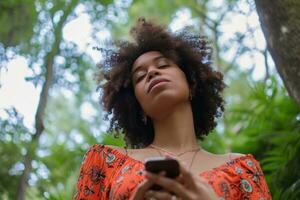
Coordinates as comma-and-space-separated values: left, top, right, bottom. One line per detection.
74, 18, 271, 200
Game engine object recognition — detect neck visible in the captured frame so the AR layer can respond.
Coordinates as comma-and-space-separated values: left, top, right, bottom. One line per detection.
151, 102, 199, 152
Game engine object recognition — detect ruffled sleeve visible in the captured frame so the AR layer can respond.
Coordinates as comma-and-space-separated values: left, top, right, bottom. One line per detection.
201, 154, 272, 200
235, 154, 272, 199
74, 144, 119, 200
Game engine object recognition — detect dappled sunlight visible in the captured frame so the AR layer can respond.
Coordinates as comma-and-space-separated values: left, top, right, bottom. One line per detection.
0, 0, 299, 199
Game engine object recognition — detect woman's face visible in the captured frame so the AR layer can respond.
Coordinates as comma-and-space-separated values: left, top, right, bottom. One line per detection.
132, 51, 190, 120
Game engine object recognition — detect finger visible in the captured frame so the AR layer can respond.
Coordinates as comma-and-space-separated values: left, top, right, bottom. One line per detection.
133, 177, 156, 198
136, 171, 166, 197
146, 172, 189, 199
177, 161, 198, 189
146, 171, 166, 182
178, 162, 215, 195
175, 174, 184, 185
178, 163, 208, 185
178, 161, 191, 178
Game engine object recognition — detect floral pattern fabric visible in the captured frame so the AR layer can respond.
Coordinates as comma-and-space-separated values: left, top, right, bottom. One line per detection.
74, 144, 272, 200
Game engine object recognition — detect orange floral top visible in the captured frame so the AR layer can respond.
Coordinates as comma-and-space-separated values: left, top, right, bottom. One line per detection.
74, 144, 272, 200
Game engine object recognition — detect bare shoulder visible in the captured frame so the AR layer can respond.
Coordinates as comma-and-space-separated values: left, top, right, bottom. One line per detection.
204, 149, 245, 159
105, 145, 151, 161
105, 144, 127, 154
213, 152, 246, 167
228, 152, 246, 159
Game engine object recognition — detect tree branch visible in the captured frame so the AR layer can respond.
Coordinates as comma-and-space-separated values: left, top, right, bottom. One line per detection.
15, 1, 79, 199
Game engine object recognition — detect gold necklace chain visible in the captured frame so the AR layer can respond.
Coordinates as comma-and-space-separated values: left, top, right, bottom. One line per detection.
149, 144, 201, 170
149, 144, 200, 157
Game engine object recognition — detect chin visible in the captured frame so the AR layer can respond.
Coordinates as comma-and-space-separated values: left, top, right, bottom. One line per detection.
155, 89, 187, 103
146, 92, 188, 118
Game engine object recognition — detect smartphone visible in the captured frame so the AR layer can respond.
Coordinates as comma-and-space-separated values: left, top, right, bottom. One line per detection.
145, 157, 180, 191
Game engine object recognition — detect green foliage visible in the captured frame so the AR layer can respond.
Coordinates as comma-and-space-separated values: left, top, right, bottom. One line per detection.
203, 74, 300, 199
226, 76, 300, 199
109, 0, 180, 40
1, 0, 299, 199
102, 132, 126, 147
0, 108, 29, 199
0, 0, 37, 47
130, 0, 175, 23
32, 143, 84, 199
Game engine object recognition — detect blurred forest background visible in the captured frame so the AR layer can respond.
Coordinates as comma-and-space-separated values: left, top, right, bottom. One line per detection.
0, 0, 299, 199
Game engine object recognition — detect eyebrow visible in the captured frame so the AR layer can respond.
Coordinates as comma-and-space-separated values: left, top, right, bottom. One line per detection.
131, 55, 166, 75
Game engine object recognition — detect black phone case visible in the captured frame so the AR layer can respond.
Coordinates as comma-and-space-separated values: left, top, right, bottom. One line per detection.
145, 159, 179, 191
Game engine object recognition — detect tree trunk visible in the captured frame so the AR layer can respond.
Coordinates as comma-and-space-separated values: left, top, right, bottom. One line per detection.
254, 0, 300, 107
15, 2, 78, 199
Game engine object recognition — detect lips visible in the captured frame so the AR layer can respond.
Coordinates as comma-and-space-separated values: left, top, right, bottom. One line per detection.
148, 78, 169, 93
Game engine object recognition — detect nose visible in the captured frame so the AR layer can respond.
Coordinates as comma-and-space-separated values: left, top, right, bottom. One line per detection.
147, 66, 160, 81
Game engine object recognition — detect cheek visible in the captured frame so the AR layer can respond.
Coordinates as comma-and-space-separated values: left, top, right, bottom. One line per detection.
134, 85, 146, 107
181, 81, 190, 98
175, 71, 190, 96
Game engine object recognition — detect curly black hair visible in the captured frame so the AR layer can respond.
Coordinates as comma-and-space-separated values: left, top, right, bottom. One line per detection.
96, 18, 225, 148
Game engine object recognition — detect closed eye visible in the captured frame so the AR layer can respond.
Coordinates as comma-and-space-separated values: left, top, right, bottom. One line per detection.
134, 64, 169, 83
136, 76, 145, 82
135, 74, 146, 83
158, 64, 169, 68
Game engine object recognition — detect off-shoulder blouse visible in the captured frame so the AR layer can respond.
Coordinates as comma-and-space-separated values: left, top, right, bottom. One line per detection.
74, 144, 272, 200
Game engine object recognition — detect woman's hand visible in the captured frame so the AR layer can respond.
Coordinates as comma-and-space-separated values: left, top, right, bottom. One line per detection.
144, 163, 219, 200
130, 171, 166, 200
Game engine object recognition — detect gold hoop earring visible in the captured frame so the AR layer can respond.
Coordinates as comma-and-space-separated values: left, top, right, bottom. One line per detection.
189, 91, 193, 101
142, 114, 147, 125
